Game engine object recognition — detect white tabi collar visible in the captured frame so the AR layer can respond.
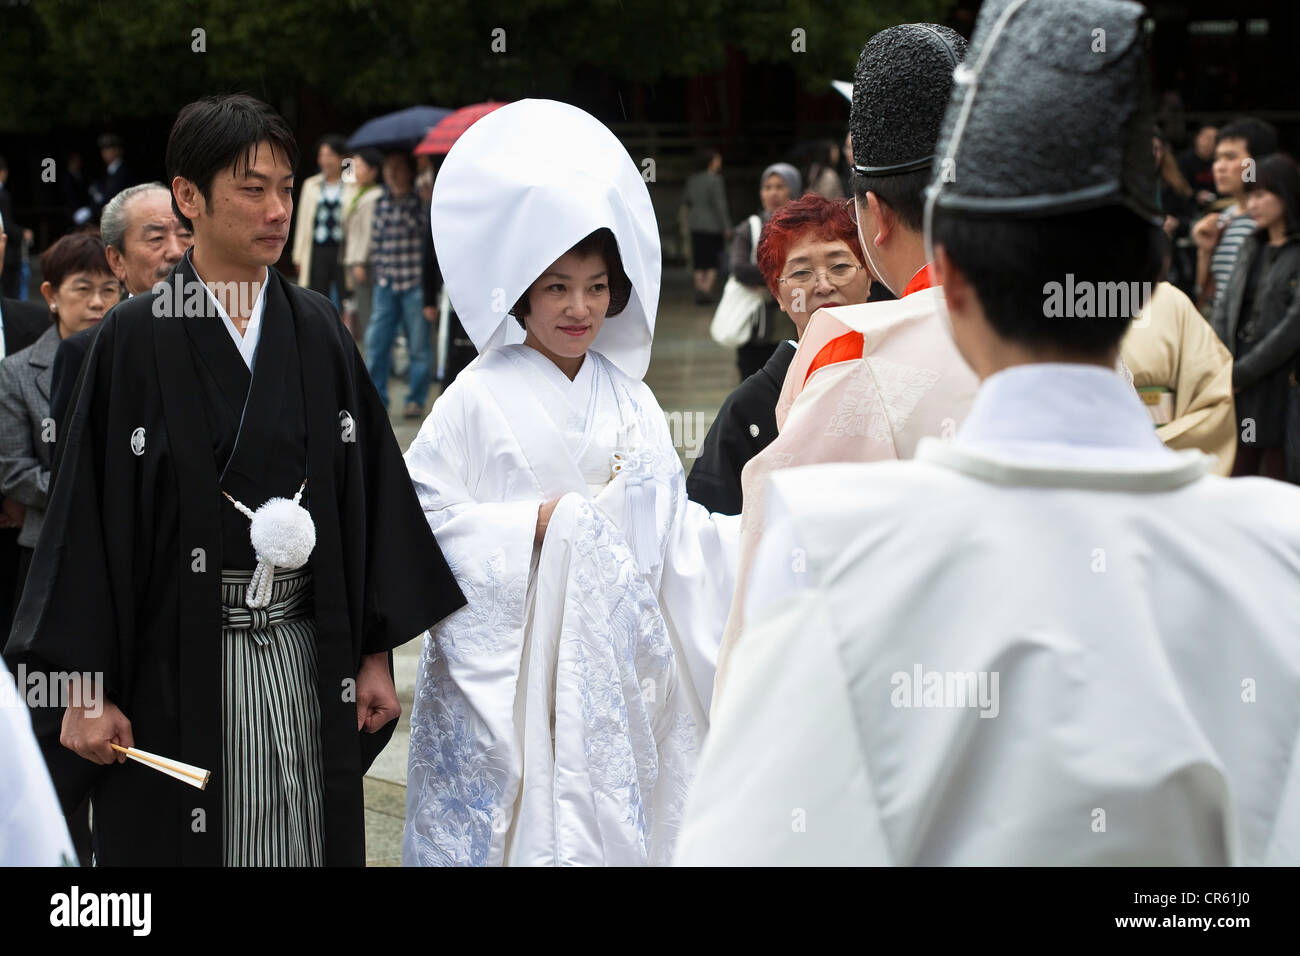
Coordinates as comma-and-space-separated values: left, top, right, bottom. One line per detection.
190, 256, 269, 371
916, 362, 1211, 490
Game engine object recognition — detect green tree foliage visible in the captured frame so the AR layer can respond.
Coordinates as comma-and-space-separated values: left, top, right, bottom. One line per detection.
0, 0, 953, 129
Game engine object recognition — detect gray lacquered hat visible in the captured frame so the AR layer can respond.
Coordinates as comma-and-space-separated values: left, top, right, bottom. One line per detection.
930, 0, 1162, 225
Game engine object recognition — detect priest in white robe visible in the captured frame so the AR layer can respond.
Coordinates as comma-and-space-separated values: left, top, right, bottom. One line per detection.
403, 100, 737, 867
1, 657, 76, 865
678, 0, 1300, 866
713, 23, 980, 709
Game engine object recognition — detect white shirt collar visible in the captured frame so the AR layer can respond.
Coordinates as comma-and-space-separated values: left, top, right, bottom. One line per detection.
107, 159, 123, 175
189, 255, 269, 371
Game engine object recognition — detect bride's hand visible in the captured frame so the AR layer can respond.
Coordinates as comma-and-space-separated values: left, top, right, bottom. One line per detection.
535, 498, 561, 547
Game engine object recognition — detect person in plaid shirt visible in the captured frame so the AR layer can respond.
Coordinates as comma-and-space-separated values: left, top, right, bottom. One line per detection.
365, 152, 432, 418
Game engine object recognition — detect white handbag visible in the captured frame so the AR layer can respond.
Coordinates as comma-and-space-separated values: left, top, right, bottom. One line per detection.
710, 216, 767, 348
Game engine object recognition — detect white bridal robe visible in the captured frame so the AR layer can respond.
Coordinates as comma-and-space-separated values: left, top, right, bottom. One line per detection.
677, 363, 1300, 866
403, 344, 737, 866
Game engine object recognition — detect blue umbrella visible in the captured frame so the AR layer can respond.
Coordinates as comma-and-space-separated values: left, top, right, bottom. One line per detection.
346, 106, 453, 151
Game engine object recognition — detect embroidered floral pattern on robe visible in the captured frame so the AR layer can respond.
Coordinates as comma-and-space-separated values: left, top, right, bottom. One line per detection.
824, 358, 942, 442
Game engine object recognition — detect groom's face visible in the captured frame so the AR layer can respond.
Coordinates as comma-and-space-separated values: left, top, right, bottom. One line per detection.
182, 141, 294, 271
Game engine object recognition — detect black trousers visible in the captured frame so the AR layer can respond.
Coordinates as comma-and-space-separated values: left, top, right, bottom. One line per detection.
309, 243, 344, 304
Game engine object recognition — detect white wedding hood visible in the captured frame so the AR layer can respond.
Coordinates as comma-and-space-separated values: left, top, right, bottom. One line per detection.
430, 99, 661, 381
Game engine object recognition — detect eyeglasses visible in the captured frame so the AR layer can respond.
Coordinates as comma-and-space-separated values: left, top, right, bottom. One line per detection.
61, 281, 122, 303
778, 262, 864, 289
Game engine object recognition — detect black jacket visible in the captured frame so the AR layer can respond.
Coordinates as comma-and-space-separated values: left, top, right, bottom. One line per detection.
0, 296, 49, 632
1, 296, 49, 354
1213, 232, 1300, 445
89, 162, 133, 217
48, 323, 96, 450
0, 187, 23, 281
687, 340, 796, 515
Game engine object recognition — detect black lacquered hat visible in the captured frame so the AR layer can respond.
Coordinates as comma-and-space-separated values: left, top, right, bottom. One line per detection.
850, 23, 968, 177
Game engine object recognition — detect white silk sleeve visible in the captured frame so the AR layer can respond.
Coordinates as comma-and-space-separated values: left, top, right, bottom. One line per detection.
404, 384, 540, 613
635, 384, 741, 722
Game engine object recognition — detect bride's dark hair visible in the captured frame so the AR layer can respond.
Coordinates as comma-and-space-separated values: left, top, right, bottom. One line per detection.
511, 227, 633, 326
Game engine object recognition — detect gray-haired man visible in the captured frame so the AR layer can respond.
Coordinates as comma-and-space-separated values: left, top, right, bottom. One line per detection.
49, 183, 193, 443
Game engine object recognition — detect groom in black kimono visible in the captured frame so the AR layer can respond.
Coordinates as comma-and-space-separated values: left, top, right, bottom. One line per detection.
5, 94, 465, 866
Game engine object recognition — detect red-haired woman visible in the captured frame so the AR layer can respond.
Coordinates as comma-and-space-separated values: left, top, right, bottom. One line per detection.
688, 194, 871, 514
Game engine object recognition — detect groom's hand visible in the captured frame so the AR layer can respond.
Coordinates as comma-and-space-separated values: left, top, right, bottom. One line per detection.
62, 697, 133, 765
356, 652, 400, 732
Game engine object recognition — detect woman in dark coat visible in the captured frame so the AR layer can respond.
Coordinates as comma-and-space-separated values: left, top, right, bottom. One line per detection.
730, 163, 800, 381
1212, 154, 1300, 481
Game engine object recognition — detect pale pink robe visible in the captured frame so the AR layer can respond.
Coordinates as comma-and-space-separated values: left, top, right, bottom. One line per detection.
712, 284, 981, 712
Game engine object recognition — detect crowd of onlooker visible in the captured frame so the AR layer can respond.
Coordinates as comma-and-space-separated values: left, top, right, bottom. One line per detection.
0, 109, 1296, 622
681, 140, 858, 380
680, 116, 1300, 481
1174, 117, 1300, 481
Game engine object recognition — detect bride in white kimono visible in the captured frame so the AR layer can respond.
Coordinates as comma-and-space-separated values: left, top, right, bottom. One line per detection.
402, 100, 738, 866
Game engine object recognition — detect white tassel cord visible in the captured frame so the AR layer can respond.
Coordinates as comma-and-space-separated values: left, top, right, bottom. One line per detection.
623, 474, 659, 575
222, 480, 314, 610
611, 449, 659, 577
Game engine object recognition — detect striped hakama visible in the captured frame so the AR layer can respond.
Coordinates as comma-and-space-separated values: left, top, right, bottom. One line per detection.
220, 567, 327, 866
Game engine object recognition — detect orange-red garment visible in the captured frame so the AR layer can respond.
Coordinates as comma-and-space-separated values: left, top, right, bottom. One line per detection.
802, 264, 939, 389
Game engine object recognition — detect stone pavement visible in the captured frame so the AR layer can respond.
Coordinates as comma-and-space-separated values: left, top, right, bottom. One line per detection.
364, 268, 742, 864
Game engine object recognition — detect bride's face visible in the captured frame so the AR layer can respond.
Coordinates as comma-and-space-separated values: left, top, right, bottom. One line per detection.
521, 250, 610, 361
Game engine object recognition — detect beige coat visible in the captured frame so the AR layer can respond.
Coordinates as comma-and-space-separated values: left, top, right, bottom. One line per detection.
291, 173, 357, 288
341, 185, 381, 284
1122, 282, 1236, 476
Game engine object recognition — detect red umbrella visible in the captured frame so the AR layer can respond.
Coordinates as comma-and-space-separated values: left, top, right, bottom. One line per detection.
414, 102, 509, 156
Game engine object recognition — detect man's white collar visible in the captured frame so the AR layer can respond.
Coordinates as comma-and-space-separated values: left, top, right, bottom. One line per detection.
190, 258, 269, 371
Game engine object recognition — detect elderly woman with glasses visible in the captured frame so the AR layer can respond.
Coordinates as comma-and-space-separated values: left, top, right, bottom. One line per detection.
688, 193, 872, 515
0, 232, 121, 601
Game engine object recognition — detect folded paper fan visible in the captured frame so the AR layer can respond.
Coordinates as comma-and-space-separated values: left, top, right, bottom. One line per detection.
110, 744, 210, 790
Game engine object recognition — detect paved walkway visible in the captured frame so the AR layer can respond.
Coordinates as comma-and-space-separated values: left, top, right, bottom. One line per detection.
365, 268, 742, 864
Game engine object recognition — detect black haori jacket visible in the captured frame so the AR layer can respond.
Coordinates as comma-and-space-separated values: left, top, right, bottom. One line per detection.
5, 258, 465, 866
